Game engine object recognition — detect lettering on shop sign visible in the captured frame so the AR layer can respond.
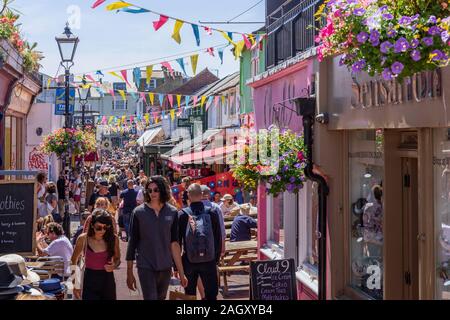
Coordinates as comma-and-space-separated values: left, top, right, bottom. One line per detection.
263, 81, 296, 129
250, 259, 297, 300
0, 182, 36, 255
433, 157, 450, 166
351, 69, 442, 108
348, 151, 383, 159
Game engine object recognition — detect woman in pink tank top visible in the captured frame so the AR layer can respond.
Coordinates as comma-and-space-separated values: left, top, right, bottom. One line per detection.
72, 209, 120, 300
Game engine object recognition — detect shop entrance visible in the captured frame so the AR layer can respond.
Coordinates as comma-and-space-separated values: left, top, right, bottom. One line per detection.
401, 158, 419, 299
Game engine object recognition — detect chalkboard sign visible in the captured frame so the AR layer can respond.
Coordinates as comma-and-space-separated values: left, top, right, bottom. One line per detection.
250, 259, 297, 300
0, 181, 37, 255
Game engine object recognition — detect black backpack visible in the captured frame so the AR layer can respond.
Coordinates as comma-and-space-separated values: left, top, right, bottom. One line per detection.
183, 206, 215, 263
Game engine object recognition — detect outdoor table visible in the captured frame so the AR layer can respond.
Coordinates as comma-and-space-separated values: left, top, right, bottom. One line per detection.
223, 240, 258, 266
223, 212, 257, 222
25, 262, 45, 269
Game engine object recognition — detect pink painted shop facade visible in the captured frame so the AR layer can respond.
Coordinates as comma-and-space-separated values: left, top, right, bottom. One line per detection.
248, 53, 326, 300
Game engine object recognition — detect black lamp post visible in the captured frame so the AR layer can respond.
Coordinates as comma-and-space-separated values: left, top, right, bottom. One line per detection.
77, 84, 91, 130
56, 23, 79, 237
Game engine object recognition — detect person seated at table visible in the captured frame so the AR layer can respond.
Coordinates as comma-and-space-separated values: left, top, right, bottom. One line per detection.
36, 222, 74, 280
230, 204, 257, 242
219, 194, 240, 217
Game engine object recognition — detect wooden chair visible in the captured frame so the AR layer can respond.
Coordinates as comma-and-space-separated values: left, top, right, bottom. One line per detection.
169, 290, 197, 300
33, 257, 66, 280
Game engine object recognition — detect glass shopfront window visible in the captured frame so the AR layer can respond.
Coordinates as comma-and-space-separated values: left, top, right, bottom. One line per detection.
433, 128, 450, 300
269, 193, 285, 249
349, 130, 384, 300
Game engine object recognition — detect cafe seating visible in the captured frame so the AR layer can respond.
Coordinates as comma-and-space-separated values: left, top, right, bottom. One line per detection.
32, 257, 66, 280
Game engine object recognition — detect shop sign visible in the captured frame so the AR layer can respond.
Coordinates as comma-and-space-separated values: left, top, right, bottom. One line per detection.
0, 181, 37, 255
351, 69, 442, 109
250, 259, 297, 300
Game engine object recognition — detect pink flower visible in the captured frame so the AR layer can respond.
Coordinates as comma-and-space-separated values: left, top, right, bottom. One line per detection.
297, 151, 305, 162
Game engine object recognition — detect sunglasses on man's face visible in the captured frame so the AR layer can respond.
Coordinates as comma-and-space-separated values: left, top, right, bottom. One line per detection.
147, 188, 160, 194
94, 225, 110, 232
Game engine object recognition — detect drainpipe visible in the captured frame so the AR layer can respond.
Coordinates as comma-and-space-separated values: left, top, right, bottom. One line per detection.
295, 97, 329, 301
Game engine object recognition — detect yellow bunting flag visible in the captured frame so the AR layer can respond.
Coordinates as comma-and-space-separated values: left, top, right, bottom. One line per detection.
200, 96, 207, 108
46, 78, 52, 89
106, 1, 133, 11
155, 116, 159, 124
234, 40, 245, 60
148, 92, 154, 105
248, 34, 256, 46
221, 95, 226, 106
117, 119, 121, 126
108, 116, 114, 124
122, 115, 126, 122
118, 90, 127, 101
176, 94, 182, 108
170, 109, 175, 121
220, 31, 236, 46
190, 54, 199, 75
146, 65, 153, 84
172, 20, 184, 44
144, 114, 150, 124
109, 71, 125, 82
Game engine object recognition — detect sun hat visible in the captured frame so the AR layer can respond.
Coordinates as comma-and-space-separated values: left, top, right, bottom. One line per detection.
230, 207, 241, 217
240, 203, 251, 215
38, 279, 65, 295
221, 194, 233, 201
0, 254, 40, 285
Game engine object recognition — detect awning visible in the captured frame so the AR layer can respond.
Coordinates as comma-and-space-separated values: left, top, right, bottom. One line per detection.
165, 128, 223, 158
137, 127, 164, 146
169, 144, 238, 165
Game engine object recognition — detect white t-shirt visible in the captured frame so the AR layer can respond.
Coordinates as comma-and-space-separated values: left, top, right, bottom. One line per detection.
43, 236, 74, 277
136, 189, 144, 203
74, 178, 82, 196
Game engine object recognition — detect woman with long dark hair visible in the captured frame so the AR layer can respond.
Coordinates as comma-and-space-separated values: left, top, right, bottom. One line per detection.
71, 209, 120, 300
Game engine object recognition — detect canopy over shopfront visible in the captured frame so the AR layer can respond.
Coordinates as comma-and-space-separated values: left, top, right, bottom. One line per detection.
137, 126, 164, 147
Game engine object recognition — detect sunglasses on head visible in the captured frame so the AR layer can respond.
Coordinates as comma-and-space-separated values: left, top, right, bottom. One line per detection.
147, 188, 160, 194
94, 225, 110, 231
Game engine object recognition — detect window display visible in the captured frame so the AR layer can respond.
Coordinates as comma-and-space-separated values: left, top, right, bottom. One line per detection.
269, 193, 284, 248
349, 130, 384, 300
433, 128, 450, 300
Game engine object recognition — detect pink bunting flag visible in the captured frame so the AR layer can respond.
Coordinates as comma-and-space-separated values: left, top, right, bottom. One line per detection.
153, 15, 169, 31
167, 94, 174, 108
102, 116, 107, 124
206, 47, 215, 57
91, 0, 106, 9
140, 92, 147, 104
120, 70, 131, 87
109, 89, 116, 100
204, 26, 213, 35
214, 96, 220, 108
243, 34, 252, 49
193, 96, 198, 107
161, 61, 174, 78
86, 74, 99, 86
130, 116, 134, 123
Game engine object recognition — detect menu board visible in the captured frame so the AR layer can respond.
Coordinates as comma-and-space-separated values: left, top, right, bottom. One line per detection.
0, 181, 37, 255
250, 259, 297, 300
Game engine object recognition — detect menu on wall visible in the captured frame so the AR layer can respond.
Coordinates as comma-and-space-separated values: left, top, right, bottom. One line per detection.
0, 181, 36, 255
250, 259, 297, 300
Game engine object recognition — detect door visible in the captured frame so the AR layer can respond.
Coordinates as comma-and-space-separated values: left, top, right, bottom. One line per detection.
401, 158, 419, 299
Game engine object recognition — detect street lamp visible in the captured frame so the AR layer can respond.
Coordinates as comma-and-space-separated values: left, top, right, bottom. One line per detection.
77, 84, 91, 130
55, 22, 79, 238
56, 22, 79, 129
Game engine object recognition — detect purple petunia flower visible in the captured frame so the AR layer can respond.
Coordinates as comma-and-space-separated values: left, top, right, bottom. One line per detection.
352, 59, 366, 73
411, 14, 420, 21
353, 8, 366, 16
387, 29, 397, 38
369, 30, 380, 46
410, 38, 420, 49
431, 49, 447, 61
381, 56, 387, 66
391, 61, 404, 75
410, 50, 421, 61
442, 31, 450, 44
399, 16, 412, 25
382, 68, 393, 81
378, 5, 388, 12
357, 31, 369, 43
289, 177, 296, 184
422, 37, 434, 47
380, 41, 393, 54
428, 26, 441, 36
282, 165, 289, 172
394, 37, 410, 53
275, 175, 281, 181
428, 15, 437, 24
286, 183, 296, 193
382, 13, 393, 20
294, 163, 302, 169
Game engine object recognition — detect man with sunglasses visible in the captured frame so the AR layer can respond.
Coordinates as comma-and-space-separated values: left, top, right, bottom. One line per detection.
126, 177, 187, 300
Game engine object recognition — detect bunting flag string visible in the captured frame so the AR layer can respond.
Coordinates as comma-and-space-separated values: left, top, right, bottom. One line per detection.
171, 20, 184, 44
92, 0, 106, 9
190, 54, 199, 76
153, 14, 169, 31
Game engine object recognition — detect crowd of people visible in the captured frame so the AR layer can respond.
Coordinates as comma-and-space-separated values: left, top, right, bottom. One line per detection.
2, 150, 258, 301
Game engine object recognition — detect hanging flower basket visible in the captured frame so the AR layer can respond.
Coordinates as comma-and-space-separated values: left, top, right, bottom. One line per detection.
40, 128, 97, 159
315, 0, 450, 81
231, 129, 308, 197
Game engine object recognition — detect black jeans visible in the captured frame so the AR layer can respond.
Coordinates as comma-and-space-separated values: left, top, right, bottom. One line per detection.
82, 269, 116, 300
137, 268, 171, 300
183, 256, 218, 300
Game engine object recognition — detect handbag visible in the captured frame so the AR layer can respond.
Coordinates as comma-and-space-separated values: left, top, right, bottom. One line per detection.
74, 236, 88, 299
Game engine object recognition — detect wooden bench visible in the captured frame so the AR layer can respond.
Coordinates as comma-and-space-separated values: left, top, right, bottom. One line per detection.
218, 265, 250, 297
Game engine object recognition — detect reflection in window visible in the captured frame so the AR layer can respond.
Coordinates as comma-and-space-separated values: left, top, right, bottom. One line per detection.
349, 130, 384, 300
270, 193, 284, 248
433, 128, 450, 300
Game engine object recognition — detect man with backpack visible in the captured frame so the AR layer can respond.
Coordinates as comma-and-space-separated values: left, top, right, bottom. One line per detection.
178, 183, 222, 300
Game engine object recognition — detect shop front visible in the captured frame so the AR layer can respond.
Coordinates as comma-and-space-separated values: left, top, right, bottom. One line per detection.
316, 56, 450, 300
248, 53, 319, 300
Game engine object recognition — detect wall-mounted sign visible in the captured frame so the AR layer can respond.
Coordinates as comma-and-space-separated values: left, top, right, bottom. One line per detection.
55, 88, 75, 115
73, 115, 95, 126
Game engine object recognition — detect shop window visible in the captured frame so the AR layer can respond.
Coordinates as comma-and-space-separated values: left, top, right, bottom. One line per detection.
267, 193, 285, 250
349, 130, 384, 300
433, 128, 450, 300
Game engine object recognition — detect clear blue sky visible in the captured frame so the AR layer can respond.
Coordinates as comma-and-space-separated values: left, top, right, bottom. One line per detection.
13, 0, 265, 81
